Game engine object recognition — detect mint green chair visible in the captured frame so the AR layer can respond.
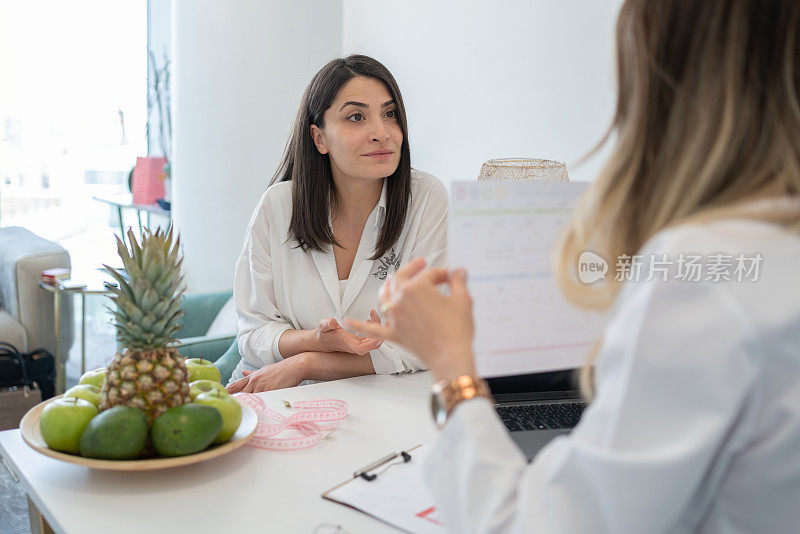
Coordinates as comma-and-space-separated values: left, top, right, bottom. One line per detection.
214, 340, 243, 385
174, 290, 235, 363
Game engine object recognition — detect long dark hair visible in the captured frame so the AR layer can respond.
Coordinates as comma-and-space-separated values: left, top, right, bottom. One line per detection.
271, 55, 412, 260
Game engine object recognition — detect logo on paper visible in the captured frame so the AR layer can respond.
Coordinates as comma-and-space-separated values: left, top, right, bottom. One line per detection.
578, 251, 608, 284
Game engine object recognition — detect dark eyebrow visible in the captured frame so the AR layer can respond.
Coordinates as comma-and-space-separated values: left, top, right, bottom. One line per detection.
339, 101, 367, 111
338, 99, 396, 112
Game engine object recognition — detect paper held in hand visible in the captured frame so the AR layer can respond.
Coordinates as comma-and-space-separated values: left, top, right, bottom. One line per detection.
448, 180, 608, 378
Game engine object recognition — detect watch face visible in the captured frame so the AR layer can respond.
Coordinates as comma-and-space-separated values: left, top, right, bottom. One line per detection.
435, 407, 447, 428
430, 385, 447, 429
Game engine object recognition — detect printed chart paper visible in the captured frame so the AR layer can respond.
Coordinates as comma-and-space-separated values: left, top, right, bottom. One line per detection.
449, 181, 607, 378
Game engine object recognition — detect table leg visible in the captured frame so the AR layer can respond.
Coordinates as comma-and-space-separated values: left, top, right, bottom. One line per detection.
27, 496, 56, 534
53, 292, 65, 395
81, 292, 87, 376
116, 206, 125, 246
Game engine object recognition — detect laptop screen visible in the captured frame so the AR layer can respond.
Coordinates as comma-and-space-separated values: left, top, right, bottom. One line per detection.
486, 369, 580, 400
449, 181, 607, 387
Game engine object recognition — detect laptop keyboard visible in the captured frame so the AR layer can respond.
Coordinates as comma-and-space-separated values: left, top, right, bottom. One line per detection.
496, 402, 587, 432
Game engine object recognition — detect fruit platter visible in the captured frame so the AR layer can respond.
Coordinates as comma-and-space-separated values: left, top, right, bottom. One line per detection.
20, 228, 256, 470
20, 391, 257, 471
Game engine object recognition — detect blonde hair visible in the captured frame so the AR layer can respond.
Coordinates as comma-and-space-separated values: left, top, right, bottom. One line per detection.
555, 0, 800, 397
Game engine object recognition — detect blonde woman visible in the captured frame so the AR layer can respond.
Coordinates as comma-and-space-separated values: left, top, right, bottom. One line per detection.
348, 1, 800, 532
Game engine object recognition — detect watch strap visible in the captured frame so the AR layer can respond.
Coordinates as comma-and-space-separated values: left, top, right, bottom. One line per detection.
438, 375, 492, 417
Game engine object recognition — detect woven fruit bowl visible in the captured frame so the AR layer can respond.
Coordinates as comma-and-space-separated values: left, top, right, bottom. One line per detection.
19, 396, 257, 471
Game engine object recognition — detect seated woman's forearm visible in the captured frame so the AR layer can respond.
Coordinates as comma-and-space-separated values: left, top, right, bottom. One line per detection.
277, 329, 320, 357
299, 351, 376, 381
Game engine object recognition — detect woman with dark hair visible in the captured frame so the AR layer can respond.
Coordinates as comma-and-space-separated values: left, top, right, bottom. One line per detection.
227, 55, 447, 394
349, 1, 800, 532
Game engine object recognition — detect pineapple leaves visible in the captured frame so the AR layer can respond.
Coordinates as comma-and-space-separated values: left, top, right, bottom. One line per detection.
140, 286, 160, 312
163, 307, 185, 337
103, 265, 134, 301
150, 298, 171, 319
105, 226, 186, 351
126, 228, 142, 264
140, 311, 158, 331
117, 298, 145, 324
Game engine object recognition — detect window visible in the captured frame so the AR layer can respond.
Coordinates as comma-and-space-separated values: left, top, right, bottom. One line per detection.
0, 1, 151, 383
0, 1, 147, 246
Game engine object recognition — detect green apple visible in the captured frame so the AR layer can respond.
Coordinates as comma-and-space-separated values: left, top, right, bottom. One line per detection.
78, 367, 107, 389
194, 390, 242, 444
185, 358, 221, 383
63, 384, 102, 408
39, 397, 98, 454
189, 379, 229, 400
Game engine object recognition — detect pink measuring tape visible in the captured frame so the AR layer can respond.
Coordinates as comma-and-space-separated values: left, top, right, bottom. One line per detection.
234, 393, 349, 450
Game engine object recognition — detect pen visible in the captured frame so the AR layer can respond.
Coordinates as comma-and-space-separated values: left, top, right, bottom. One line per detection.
353, 452, 400, 478
353, 450, 413, 481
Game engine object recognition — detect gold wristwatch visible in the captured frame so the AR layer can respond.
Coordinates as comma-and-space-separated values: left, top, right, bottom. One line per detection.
430, 375, 491, 429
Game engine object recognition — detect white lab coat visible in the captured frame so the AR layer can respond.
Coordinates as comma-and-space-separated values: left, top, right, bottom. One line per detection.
423, 215, 800, 533
234, 170, 448, 375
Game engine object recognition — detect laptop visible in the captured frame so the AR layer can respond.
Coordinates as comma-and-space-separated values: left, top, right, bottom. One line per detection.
488, 369, 585, 460
449, 180, 605, 461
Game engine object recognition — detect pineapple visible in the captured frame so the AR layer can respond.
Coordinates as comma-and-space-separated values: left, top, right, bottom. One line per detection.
99, 227, 191, 424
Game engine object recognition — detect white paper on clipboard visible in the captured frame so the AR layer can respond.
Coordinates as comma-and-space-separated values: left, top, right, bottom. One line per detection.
322, 445, 446, 534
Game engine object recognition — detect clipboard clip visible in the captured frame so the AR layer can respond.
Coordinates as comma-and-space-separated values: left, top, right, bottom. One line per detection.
353, 450, 412, 481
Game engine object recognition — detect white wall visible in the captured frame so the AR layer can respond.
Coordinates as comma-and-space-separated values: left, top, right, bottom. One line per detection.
147, 0, 171, 158
173, 0, 623, 292
172, 0, 342, 292
342, 0, 623, 184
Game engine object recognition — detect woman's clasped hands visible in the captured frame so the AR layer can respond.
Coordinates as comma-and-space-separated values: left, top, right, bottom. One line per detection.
345, 258, 478, 383
314, 312, 383, 355
227, 356, 308, 394
226, 311, 383, 394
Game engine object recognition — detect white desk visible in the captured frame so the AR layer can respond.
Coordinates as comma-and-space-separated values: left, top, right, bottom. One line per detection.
0, 372, 437, 534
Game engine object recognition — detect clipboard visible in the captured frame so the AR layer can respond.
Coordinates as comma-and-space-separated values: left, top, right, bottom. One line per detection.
322, 444, 447, 534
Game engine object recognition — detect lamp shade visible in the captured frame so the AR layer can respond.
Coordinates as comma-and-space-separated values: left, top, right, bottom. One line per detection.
131, 156, 167, 205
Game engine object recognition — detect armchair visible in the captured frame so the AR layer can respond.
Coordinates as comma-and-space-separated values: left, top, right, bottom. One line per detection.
214, 339, 243, 386
0, 227, 74, 356
175, 290, 236, 363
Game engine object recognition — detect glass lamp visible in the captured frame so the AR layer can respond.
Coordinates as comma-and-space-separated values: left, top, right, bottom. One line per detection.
478, 158, 569, 182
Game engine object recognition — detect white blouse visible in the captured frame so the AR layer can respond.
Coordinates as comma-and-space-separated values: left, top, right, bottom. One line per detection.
423, 216, 800, 533
234, 170, 448, 374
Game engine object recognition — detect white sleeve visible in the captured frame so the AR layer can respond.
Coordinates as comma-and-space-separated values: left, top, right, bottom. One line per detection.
421, 277, 760, 533
370, 178, 449, 374
234, 199, 293, 368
